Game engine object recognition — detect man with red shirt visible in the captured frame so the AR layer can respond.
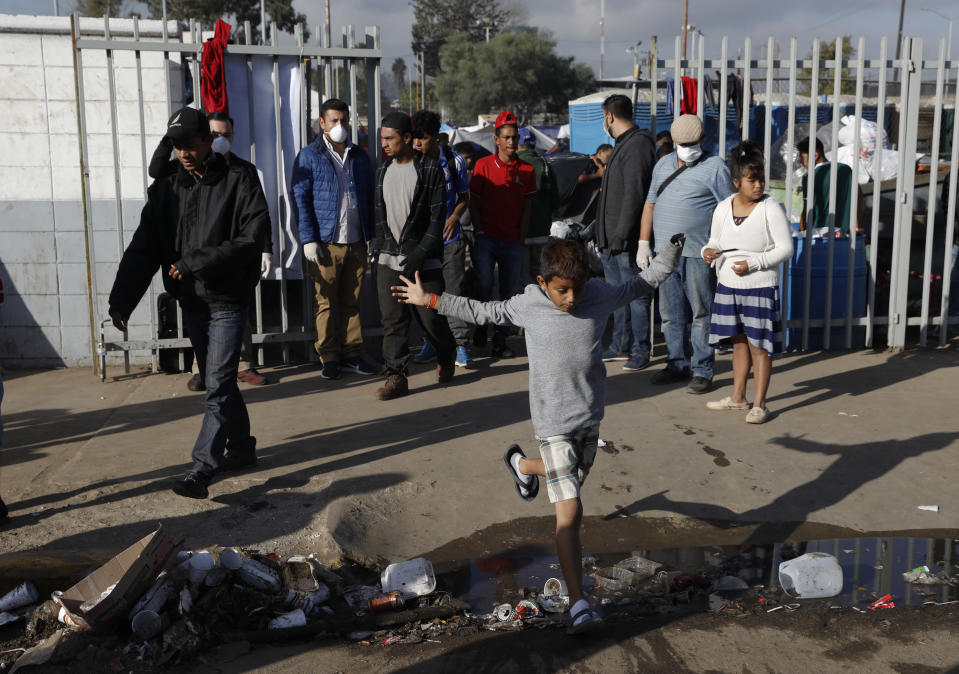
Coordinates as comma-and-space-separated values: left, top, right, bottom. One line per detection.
469, 110, 537, 357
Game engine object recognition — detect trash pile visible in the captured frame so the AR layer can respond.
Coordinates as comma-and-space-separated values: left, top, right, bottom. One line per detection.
4, 530, 959, 670
0, 529, 473, 672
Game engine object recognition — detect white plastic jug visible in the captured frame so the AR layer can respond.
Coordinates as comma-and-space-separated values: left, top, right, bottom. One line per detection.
381, 558, 436, 599
778, 552, 843, 598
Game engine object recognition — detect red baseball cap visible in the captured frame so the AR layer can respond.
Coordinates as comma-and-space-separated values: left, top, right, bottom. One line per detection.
494, 110, 518, 129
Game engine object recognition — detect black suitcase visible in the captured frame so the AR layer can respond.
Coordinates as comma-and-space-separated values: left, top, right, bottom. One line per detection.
157, 293, 194, 373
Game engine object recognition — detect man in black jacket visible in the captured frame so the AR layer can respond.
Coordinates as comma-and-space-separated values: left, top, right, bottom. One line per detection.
595, 94, 657, 372
149, 111, 274, 390
374, 111, 456, 400
109, 107, 270, 499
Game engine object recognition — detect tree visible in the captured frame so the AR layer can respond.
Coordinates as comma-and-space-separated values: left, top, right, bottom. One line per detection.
411, 0, 527, 76
77, 0, 135, 17
800, 36, 856, 96
143, 0, 307, 44
435, 31, 594, 125
391, 57, 407, 98
310, 66, 391, 125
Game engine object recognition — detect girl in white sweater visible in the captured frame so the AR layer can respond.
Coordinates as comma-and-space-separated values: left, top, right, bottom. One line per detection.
701, 145, 794, 423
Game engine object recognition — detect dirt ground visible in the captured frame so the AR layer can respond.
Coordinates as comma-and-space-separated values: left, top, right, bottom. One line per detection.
1, 344, 958, 671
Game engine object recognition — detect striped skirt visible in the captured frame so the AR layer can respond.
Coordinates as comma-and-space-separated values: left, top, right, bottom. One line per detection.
709, 284, 783, 356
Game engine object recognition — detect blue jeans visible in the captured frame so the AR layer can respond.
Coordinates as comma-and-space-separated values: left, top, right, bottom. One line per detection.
601, 250, 651, 359
473, 234, 524, 346
658, 256, 715, 379
183, 305, 254, 483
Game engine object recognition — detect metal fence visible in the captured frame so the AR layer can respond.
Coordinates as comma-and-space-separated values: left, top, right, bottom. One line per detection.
648, 35, 957, 351
78, 28, 957, 377
69, 14, 382, 378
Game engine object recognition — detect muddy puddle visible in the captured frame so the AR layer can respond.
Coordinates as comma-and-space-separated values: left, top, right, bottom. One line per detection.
431, 527, 959, 613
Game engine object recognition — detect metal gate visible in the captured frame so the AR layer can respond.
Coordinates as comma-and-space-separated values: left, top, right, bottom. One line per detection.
75, 25, 957, 378
641, 34, 956, 350
69, 14, 382, 378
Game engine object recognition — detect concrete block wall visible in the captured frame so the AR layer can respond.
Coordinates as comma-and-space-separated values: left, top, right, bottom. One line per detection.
0, 15, 185, 368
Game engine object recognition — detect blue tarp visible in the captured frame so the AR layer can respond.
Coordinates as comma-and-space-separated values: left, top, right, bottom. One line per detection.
569, 99, 890, 159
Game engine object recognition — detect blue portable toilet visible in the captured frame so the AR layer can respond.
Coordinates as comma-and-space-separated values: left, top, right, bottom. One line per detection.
568, 88, 675, 154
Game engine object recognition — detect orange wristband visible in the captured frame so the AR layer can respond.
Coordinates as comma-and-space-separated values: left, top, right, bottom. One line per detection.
428, 293, 439, 310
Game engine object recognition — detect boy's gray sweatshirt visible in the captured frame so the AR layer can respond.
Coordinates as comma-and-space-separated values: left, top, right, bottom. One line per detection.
439, 244, 680, 438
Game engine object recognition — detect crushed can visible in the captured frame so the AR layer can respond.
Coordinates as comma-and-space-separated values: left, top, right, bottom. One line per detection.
494, 603, 514, 622
369, 591, 403, 612
513, 600, 541, 620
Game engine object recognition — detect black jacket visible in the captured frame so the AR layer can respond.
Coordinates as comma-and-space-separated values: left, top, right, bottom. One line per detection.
149, 138, 273, 254
109, 153, 270, 318
373, 151, 446, 275
595, 126, 657, 254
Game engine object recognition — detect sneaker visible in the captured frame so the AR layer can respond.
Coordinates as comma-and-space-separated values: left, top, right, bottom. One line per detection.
491, 343, 514, 358
746, 406, 769, 424
172, 474, 208, 499
219, 450, 257, 472
473, 325, 488, 348
376, 373, 409, 400
237, 368, 268, 386
341, 356, 375, 376
622, 355, 650, 371
187, 373, 205, 391
455, 345, 475, 369
413, 341, 436, 363
687, 376, 713, 394
320, 361, 340, 380
650, 367, 691, 385
601, 349, 629, 362
706, 396, 751, 411
437, 363, 454, 383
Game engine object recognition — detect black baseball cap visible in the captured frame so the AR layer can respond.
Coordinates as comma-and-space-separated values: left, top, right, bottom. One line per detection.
166, 106, 210, 141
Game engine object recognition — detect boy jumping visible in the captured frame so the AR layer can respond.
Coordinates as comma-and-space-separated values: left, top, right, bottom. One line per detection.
392, 233, 683, 634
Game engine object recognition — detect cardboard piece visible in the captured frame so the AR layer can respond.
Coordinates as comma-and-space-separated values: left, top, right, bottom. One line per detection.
59, 526, 180, 629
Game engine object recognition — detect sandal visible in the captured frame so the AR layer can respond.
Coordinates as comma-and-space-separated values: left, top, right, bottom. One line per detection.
746, 406, 769, 424
503, 444, 539, 501
706, 396, 750, 411
567, 606, 604, 635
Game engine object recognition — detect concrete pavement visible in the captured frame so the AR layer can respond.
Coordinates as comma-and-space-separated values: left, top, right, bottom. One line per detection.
1, 344, 957, 573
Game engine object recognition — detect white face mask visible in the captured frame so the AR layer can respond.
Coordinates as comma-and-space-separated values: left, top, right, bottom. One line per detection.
327, 123, 348, 144
211, 135, 231, 156
676, 143, 702, 164
603, 115, 613, 139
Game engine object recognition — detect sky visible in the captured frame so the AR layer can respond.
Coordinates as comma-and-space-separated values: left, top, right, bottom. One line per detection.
4, 0, 958, 80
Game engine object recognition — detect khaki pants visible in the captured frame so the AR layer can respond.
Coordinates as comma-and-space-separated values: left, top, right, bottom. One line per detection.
310, 242, 367, 363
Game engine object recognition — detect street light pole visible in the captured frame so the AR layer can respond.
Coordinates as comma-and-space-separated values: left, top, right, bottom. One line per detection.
922, 7, 957, 85
600, 0, 605, 81
260, 0, 267, 45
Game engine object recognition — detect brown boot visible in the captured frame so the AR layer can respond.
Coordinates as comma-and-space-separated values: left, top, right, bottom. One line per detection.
376, 372, 409, 400
437, 363, 454, 383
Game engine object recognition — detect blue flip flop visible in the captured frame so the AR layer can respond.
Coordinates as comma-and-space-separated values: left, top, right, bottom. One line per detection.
567, 606, 604, 635
503, 444, 539, 501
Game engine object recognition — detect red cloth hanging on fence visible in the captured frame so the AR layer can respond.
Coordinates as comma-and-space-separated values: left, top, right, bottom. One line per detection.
201, 20, 231, 115
680, 76, 697, 115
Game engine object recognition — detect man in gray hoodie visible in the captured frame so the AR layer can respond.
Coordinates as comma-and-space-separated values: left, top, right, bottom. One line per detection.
595, 94, 657, 372
392, 232, 683, 636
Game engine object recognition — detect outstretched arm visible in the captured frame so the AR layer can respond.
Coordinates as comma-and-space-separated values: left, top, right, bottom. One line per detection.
609, 233, 684, 308
392, 272, 524, 327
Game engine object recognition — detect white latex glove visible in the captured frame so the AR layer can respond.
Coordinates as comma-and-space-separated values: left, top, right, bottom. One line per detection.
260, 252, 273, 277
635, 240, 653, 270
303, 242, 320, 265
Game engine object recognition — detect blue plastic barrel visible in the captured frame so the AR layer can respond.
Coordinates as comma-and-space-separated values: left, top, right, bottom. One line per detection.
779, 234, 867, 349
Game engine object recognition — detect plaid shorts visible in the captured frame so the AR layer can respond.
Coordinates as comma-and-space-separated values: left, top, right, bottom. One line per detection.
538, 425, 600, 503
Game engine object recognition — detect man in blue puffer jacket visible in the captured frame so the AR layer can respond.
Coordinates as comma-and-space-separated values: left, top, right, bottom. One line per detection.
292, 98, 376, 381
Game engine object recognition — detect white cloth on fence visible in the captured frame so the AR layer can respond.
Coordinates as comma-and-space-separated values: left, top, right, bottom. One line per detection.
224, 55, 302, 280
